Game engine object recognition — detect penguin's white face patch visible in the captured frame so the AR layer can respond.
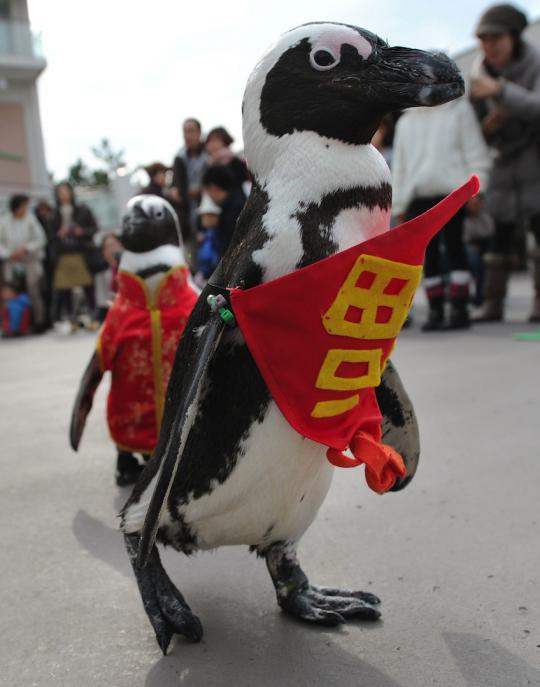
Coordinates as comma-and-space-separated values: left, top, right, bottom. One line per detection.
242, 22, 386, 175
128, 194, 177, 224
309, 30, 372, 71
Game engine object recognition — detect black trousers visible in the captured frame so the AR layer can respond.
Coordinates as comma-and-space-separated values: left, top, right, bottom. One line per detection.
405, 197, 468, 278
491, 214, 540, 254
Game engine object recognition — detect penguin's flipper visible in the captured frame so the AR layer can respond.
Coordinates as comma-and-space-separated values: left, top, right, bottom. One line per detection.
136, 290, 226, 568
376, 359, 420, 491
69, 351, 103, 451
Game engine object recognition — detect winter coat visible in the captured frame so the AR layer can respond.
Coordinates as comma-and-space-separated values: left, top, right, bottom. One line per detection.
172, 145, 208, 238
0, 211, 47, 260
470, 41, 540, 222
392, 98, 491, 217
49, 203, 98, 256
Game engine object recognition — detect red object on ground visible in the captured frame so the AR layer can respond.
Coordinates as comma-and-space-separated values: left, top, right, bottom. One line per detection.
97, 266, 198, 454
231, 176, 480, 492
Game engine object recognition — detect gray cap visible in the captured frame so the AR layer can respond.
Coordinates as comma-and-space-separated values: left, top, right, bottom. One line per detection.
475, 4, 528, 37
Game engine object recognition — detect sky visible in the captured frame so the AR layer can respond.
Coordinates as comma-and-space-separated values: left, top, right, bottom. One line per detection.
28, 0, 540, 180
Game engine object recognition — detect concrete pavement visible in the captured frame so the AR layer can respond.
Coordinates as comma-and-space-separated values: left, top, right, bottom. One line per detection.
1, 275, 539, 687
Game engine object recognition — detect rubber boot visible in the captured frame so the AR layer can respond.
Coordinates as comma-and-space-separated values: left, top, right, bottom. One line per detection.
421, 283, 445, 332
528, 249, 540, 323
472, 254, 510, 323
447, 280, 471, 330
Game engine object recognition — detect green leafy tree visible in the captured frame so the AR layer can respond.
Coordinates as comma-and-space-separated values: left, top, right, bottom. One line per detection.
91, 138, 126, 173
89, 169, 110, 187
67, 158, 91, 186
67, 139, 126, 188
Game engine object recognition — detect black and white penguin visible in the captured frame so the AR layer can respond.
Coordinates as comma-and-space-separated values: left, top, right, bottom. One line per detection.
70, 194, 198, 486
121, 23, 464, 653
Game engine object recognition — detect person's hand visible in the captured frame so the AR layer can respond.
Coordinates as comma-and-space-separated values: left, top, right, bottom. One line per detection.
57, 226, 69, 239
481, 110, 508, 135
168, 187, 181, 203
470, 76, 503, 99
466, 196, 483, 215
73, 226, 84, 237
188, 185, 201, 200
9, 247, 26, 261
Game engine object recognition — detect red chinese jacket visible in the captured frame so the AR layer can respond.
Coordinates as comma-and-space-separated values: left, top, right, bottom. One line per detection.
97, 266, 198, 454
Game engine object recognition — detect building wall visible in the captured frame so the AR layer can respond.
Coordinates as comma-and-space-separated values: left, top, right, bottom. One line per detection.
0, 100, 30, 186
0, 0, 50, 211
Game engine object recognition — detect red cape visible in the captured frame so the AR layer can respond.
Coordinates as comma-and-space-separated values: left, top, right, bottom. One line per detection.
229, 177, 479, 489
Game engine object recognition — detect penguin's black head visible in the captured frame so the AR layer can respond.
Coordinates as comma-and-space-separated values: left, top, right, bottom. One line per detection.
245, 22, 464, 148
121, 195, 180, 253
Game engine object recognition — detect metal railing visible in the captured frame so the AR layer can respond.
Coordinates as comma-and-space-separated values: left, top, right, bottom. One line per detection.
0, 18, 44, 59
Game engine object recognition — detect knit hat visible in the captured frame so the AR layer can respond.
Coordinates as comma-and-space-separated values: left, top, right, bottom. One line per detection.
197, 193, 221, 215
475, 4, 528, 37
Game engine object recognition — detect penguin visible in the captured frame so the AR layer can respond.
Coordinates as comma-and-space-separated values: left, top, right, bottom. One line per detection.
121, 22, 465, 653
70, 195, 198, 486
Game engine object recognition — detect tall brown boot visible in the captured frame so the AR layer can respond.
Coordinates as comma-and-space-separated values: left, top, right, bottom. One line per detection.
472, 253, 510, 323
528, 249, 540, 322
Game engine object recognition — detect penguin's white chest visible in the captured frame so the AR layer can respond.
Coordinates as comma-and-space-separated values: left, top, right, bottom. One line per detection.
180, 402, 334, 550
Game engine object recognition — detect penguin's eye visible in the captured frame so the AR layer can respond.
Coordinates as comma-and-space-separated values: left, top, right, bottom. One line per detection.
310, 48, 340, 71
153, 208, 165, 220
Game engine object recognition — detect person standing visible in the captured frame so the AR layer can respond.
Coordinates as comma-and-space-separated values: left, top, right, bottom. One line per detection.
171, 118, 207, 242
392, 96, 490, 330
201, 165, 246, 257
140, 162, 169, 197
205, 126, 249, 195
34, 199, 54, 330
50, 182, 99, 327
470, 4, 540, 322
0, 194, 47, 332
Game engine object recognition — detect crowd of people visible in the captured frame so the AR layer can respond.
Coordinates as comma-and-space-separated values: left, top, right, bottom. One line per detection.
1, 3, 540, 337
0, 121, 249, 336
383, 3, 540, 331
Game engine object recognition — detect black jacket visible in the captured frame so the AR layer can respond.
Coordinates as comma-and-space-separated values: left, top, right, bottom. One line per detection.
217, 188, 246, 255
50, 203, 98, 256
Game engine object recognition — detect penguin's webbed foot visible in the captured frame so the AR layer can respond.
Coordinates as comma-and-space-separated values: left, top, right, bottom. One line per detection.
266, 543, 381, 626
279, 584, 381, 626
124, 534, 203, 655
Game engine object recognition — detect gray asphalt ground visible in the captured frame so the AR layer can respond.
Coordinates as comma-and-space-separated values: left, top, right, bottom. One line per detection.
1, 274, 539, 687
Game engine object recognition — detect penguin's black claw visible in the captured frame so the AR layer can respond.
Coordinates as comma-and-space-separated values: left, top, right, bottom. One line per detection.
279, 587, 345, 626
279, 585, 381, 625
311, 585, 381, 605
155, 623, 174, 657
265, 543, 381, 627
124, 534, 203, 654
152, 570, 204, 645
307, 586, 381, 620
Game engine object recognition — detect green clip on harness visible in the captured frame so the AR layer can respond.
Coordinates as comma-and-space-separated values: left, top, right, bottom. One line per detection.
207, 293, 236, 326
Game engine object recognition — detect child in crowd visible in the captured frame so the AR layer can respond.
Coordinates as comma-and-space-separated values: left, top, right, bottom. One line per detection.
1, 282, 32, 337
94, 233, 122, 322
194, 194, 221, 288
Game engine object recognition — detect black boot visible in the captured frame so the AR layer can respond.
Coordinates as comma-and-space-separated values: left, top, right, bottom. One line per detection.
529, 249, 540, 323
421, 285, 445, 332
472, 254, 510, 323
116, 450, 143, 487
446, 281, 471, 330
